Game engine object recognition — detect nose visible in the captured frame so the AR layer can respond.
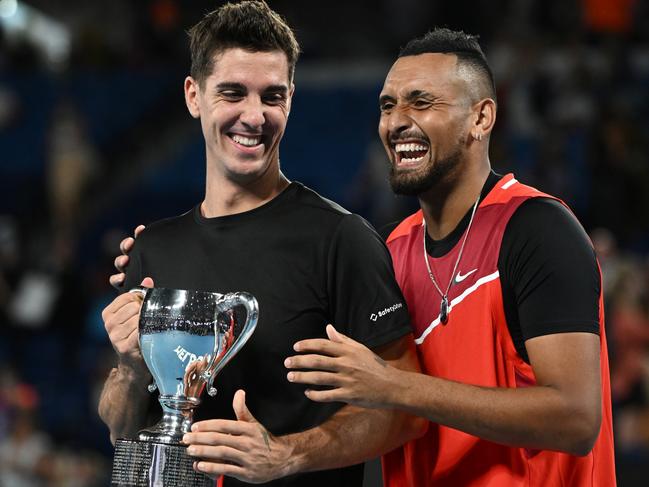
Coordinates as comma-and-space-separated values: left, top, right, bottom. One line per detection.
239, 96, 265, 129
387, 108, 411, 136
379, 107, 411, 142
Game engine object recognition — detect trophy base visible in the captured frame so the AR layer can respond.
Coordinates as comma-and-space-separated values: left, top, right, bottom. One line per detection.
111, 438, 213, 487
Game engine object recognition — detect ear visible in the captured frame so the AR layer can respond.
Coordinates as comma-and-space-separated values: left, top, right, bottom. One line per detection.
184, 76, 201, 119
471, 98, 497, 141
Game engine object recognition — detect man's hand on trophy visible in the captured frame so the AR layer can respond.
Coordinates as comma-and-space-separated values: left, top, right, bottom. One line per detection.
184, 390, 293, 484
102, 277, 154, 374
109, 224, 146, 289
285, 324, 400, 409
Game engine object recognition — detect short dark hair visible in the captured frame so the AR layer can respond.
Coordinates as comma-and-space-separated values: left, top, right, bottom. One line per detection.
188, 1, 300, 88
399, 28, 496, 102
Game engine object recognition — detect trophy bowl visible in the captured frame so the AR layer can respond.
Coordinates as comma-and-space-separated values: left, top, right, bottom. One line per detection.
111, 287, 258, 487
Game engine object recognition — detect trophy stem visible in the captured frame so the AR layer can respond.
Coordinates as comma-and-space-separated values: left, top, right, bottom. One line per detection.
137, 396, 200, 444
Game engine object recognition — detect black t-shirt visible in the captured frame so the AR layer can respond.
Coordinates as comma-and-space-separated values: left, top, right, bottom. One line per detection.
123, 182, 411, 487
409, 172, 600, 363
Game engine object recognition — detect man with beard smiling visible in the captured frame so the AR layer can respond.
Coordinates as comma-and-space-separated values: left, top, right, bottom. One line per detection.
286, 28, 616, 486
98, 2, 425, 486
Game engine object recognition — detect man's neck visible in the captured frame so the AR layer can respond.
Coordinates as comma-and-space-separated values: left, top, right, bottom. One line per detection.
202, 167, 290, 218
418, 160, 491, 240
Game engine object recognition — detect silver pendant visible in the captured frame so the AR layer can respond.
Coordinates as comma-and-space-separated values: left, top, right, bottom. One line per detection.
440, 296, 449, 324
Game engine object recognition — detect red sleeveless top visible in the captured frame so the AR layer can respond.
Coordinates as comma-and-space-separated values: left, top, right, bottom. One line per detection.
382, 174, 615, 486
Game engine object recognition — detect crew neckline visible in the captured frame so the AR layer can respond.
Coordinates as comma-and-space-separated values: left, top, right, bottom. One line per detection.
424, 170, 500, 258
194, 182, 300, 226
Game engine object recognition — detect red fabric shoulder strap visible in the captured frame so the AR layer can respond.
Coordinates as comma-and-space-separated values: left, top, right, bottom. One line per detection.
481, 173, 549, 207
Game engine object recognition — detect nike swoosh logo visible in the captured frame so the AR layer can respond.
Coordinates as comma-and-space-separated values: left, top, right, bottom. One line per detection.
455, 268, 477, 283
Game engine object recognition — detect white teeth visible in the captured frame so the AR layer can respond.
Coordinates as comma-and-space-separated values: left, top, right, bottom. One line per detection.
232, 134, 261, 147
400, 156, 425, 163
395, 143, 428, 153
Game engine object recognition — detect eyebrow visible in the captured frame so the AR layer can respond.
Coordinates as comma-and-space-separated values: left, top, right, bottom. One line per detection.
404, 90, 434, 101
264, 84, 289, 94
215, 82, 247, 92
379, 90, 435, 105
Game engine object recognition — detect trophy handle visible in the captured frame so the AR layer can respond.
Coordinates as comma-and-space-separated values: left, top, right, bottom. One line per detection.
129, 286, 158, 393
202, 292, 259, 396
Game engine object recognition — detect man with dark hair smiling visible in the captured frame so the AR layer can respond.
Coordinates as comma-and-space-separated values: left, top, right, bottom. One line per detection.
286, 28, 617, 486
98, 2, 425, 486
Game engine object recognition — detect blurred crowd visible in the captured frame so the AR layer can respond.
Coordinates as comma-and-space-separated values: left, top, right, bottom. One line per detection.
1, 0, 649, 485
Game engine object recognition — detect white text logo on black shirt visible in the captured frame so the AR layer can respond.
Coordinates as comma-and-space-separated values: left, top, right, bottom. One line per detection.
370, 302, 404, 322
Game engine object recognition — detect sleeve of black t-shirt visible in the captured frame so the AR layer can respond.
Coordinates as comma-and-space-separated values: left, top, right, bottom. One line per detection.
499, 198, 600, 361
326, 214, 412, 349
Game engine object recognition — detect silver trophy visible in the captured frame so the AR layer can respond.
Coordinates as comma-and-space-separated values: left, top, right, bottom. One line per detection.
111, 287, 258, 487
